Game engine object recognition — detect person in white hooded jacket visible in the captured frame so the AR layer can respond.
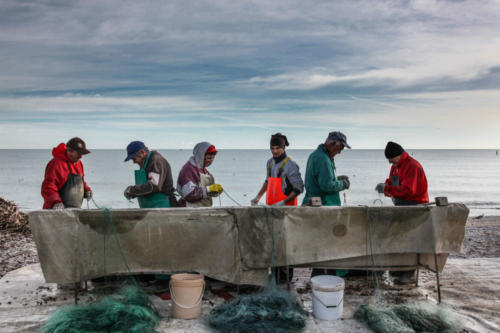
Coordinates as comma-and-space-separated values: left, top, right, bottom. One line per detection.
177, 142, 223, 207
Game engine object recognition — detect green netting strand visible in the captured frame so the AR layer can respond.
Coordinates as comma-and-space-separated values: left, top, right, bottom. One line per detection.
209, 208, 307, 333
43, 285, 159, 333
355, 302, 464, 333
208, 286, 307, 333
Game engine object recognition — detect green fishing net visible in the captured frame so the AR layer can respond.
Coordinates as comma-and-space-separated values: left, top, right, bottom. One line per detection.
209, 208, 307, 333
43, 207, 160, 333
42, 285, 159, 333
208, 279, 307, 333
355, 302, 464, 333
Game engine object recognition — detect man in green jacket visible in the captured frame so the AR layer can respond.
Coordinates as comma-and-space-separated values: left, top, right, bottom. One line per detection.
302, 131, 351, 206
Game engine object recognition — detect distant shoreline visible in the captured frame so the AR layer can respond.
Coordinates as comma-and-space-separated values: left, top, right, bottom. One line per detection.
0, 148, 499, 151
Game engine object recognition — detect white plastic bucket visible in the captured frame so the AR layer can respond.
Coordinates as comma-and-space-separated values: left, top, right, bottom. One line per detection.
170, 273, 205, 319
311, 275, 345, 320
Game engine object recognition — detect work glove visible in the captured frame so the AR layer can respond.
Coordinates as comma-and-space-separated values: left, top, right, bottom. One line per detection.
84, 191, 92, 200
206, 184, 224, 196
52, 202, 64, 210
338, 175, 350, 190
375, 183, 386, 194
273, 200, 286, 206
251, 197, 260, 206
124, 186, 135, 200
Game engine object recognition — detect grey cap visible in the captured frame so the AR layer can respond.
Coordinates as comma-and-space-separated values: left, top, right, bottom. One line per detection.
326, 131, 351, 149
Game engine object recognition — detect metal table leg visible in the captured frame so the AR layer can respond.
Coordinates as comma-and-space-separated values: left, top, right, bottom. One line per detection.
434, 253, 441, 304
286, 265, 290, 290
74, 282, 79, 304
416, 253, 420, 287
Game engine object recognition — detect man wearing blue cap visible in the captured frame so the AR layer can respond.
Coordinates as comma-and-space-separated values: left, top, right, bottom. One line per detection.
123, 141, 177, 208
302, 131, 351, 206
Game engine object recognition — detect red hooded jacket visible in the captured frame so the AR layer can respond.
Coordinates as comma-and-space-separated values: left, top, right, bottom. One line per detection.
384, 151, 429, 204
41, 143, 91, 209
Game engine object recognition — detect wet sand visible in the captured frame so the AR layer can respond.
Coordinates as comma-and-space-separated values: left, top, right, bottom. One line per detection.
451, 215, 500, 258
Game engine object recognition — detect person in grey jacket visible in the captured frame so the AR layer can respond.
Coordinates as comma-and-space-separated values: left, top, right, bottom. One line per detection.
251, 133, 304, 206
177, 142, 223, 207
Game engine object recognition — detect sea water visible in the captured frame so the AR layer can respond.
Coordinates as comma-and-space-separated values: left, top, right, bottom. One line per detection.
1, 149, 499, 216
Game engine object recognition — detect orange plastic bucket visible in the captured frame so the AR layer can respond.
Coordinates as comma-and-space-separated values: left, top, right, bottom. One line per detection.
170, 273, 205, 319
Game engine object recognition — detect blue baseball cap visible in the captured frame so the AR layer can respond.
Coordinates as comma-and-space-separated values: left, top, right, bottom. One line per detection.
124, 141, 146, 162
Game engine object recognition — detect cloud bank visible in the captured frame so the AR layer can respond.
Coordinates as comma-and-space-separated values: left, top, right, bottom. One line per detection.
0, 0, 499, 148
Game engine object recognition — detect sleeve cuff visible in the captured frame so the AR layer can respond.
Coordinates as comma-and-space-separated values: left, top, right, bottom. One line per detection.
383, 185, 390, 196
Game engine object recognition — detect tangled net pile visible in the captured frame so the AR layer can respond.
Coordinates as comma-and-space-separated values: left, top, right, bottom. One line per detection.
209, 208, 307, 333
43, 207, 160, 332
355, 302, 464, 333
43, 285, 159, 333
209, 282, 307, 333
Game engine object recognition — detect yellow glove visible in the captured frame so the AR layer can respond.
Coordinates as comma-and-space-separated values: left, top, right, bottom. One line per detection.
207, 184, 224, 195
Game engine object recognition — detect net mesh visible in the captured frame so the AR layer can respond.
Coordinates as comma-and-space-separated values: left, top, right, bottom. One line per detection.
355, 207, 465, 333
43, 206, 160, 333
355, 301, 464, 333
208, 279, 307, 333
42, 285, 159, 333
208, 207, 307, 333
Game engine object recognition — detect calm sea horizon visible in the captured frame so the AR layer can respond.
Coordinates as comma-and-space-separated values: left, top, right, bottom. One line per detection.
1, 149, 499, 216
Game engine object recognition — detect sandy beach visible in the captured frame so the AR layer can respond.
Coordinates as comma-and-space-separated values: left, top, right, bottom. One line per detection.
1, 198, 499, 332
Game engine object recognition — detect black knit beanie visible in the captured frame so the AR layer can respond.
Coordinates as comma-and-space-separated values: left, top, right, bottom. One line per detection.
270, 133, 289, 149
384, 141, 404, 159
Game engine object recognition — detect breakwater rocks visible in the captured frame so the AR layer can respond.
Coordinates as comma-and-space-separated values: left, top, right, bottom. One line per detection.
0, 197, 30, 235
0, 197, 38, 278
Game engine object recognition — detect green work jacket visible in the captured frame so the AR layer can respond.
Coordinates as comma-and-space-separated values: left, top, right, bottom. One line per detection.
302, 144, 346, 206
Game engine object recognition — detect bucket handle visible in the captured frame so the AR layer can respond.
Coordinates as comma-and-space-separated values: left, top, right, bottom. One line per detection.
169, 281, 205, 309
312, 293, 343, 308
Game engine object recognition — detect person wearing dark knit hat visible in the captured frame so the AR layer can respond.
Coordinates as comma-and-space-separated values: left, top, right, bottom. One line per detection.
375, 141, 429, 285
251, 133, 304, 206
375, 141, 429, 206
270, 133, 289, 149
384, 141, 404, 159
41, 137, 92, 209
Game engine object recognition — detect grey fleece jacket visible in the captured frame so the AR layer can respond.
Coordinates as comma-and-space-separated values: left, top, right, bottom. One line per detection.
265, 154, 304, 195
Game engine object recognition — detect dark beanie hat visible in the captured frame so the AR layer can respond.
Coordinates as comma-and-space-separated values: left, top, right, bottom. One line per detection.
385, 141, 404, 159
270, 133, 289, 149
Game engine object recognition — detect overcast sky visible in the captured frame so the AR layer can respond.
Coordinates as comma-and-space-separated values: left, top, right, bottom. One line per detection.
1, 0, 499, 149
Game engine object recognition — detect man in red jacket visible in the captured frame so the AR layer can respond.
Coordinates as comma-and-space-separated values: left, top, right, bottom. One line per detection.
41, 137, 92, 209
375, 141, 429, 284
375, 141, 429, 205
